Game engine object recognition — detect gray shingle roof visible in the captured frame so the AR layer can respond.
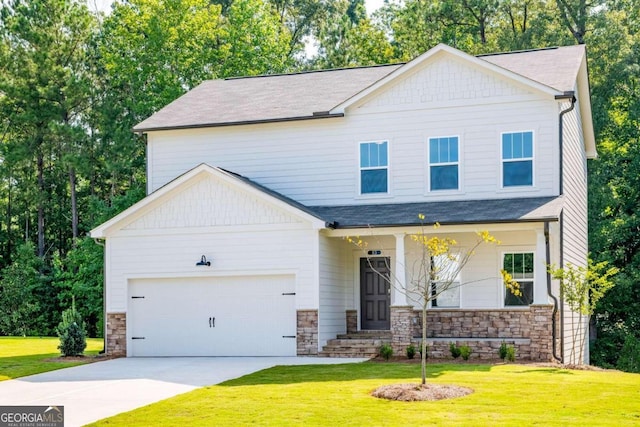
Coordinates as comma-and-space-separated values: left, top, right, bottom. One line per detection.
133, 65, 401, 132
134, 45, 585, 132
309, 197, 563, 228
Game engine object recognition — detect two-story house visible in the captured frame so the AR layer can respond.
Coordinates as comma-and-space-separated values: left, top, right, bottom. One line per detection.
91, 44, 596, 363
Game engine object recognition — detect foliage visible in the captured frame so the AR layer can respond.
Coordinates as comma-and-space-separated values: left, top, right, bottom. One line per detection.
499, 341, 508, 360
449, 342, 462, 359
90, 363, 640, 426
506, 345, 516, 362
379, 343, 393, 361
0, 337, 103, 381
460, 345, 472, 361
548, 259, 618, 363
616, 334, 640, 373
56, 298, 87, 357
405, 344, 416, 359
0, 243, 43, 336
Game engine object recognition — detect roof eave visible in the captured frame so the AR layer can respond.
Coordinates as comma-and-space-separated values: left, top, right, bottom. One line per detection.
331, 217, 560, 230
132, 112, 344, 134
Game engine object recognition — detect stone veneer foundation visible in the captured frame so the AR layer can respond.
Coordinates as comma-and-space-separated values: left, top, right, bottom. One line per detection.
297, 309, 318, 355
106, 312, 126, 356
387, 305, 556, 361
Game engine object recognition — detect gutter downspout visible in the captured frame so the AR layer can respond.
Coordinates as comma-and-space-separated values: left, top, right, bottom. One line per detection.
556, 92, 576, 195
93, 237, 107, 354
544, 222, 562, 363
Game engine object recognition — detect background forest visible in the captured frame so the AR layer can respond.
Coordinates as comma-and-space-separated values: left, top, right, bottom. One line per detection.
0, 0, 638, 370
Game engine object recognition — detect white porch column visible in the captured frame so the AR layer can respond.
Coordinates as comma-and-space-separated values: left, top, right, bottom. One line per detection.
534, 229, 549, 304
393, 233, 408, 306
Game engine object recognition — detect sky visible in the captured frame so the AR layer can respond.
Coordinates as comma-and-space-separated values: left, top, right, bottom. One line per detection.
89, 0, 388, 16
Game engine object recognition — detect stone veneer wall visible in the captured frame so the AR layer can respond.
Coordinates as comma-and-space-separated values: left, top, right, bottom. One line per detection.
403, 305, 556, 361
346, 310, 357, 334
106, 312, 126, 356
390, 306, 414, 353
297, 310, 318, 356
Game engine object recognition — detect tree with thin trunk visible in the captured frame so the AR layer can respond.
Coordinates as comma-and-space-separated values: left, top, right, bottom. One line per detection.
349, 214, 502, 385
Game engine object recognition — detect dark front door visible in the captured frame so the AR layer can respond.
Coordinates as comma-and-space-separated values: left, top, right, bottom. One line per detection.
360, 257, 391, 330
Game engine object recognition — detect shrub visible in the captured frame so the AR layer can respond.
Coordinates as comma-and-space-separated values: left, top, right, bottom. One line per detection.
616, 334, 640, 373
450, 342, 461, 358
379, 343, 393, 361
506, 345, 516, 362
419, 342, 428, 359
460, 344, 472, 361
499, 341, 508, 360
406, 344, 416, 359
57, 299, 87, 357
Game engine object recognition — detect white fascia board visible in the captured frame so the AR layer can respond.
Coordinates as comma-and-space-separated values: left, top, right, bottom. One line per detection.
90, 163, 326, 238
329, 43, 560, 114
577, 56, 597, 159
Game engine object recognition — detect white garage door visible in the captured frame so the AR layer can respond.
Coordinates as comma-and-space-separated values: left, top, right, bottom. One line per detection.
128, 275, 296, 356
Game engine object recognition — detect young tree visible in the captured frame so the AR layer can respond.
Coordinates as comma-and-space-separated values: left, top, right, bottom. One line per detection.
350, 214, 501, 385
547, 259, 618, 363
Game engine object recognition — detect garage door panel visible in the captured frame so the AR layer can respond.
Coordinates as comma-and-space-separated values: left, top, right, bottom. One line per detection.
128, 275, 296, 357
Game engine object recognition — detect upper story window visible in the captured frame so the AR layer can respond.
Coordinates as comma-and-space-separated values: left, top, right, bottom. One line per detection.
360, 141, 388, 194
429, 136, 459, 191
502, 131, 533, 187
503, 252, 534, 306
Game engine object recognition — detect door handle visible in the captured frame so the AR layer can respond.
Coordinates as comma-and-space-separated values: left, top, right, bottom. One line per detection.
209, 317, 212, 328
212, 317, 215, 327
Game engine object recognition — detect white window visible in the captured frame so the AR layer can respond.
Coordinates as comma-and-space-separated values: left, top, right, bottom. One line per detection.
429, 136, 459, 191
503, 252, 534, 306
359, 141, 388, 194
430, 254, 460, 308
502, 131, 533, 187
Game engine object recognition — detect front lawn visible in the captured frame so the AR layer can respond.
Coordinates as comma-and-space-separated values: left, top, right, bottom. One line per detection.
91, 362, 640, 426
0, 336, 104, 381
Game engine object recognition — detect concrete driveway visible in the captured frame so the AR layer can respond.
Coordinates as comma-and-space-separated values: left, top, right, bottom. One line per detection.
0, 356, 367, 426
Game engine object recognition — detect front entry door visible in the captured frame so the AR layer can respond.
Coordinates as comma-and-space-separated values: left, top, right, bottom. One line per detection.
360, 257, 391, 330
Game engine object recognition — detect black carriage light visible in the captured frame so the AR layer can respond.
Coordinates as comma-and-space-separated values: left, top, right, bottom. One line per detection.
196, 255, 211, 266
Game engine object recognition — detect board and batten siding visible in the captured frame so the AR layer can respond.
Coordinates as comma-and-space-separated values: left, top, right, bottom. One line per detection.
318, 234, 351, 348
559, 99, 590, 364
146, 57, 560, 206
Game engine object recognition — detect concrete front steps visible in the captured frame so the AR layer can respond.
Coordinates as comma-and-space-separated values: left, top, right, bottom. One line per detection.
319, 331, 392, 358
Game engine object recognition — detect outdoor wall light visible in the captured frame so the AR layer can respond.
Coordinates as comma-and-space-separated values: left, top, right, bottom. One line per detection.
196, 255, 211, 266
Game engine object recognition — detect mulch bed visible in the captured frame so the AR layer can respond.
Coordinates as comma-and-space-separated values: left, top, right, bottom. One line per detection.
371, 383, 473, 401
44, 354, 119, 363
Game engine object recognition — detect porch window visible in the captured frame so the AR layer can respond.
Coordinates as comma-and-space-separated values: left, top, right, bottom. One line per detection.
429, 136, 459, 191
502, 131, 533, 187
360, 141, 388, 194
430, 254, 460, 308
503, 252, 534, 306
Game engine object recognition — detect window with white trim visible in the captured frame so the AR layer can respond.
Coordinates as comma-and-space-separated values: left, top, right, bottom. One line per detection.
503, 252, 534, 306
430, 254, 460, 308
429, 136, 459, 191
502, 131, 533, 187
359, 141, 388, 194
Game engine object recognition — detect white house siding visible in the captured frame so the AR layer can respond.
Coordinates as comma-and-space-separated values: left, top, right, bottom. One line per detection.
318, 234, 351, 348
559, 99, 590, 363
104, 174, 320, 314
146, 57, 559, 205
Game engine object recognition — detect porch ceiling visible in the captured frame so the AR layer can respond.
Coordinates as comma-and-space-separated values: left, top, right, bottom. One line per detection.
310, 196, 563, 229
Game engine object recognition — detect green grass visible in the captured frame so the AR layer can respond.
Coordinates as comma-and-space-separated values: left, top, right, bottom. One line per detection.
90, 362, 640, 426
0, 336, 103, 381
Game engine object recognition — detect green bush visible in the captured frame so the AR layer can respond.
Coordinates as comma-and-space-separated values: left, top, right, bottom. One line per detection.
57, 299, 87, 357
450, 342, 461, 358
616, 334, 640, 373
406, 344, 416, 359
379, 343, 393, 361
506, 345, 516, 362
499, 341, 508, 360
460, 344, 472, 361
419, 342, 428, 359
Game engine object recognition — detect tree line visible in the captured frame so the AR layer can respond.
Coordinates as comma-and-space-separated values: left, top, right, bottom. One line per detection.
0, 0, 638, 369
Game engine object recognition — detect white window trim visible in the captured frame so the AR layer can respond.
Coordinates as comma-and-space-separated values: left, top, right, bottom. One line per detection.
499, 130, 536, 190
427, 135, 462, 194
501, 250, 535, 308
357, 140, 392, 198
